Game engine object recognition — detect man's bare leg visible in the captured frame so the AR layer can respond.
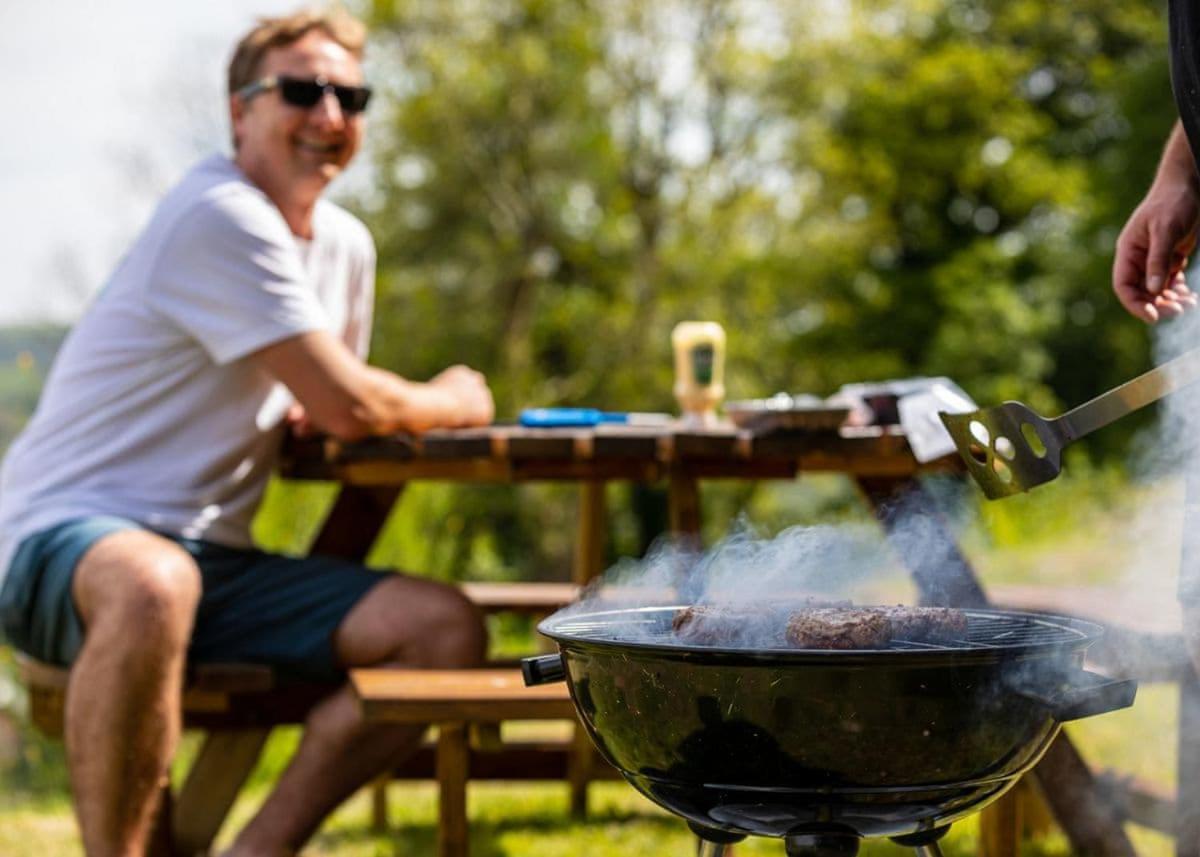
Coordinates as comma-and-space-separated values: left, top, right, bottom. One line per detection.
224, 575, 486, 857
67, 531, 201, 857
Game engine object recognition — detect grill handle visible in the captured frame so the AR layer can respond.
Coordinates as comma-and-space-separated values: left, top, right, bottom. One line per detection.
1008, 668, 1137, 722
521, 653, 566, 686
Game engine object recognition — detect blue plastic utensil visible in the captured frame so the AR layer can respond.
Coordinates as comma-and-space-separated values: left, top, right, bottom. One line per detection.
519, 408, 671, 428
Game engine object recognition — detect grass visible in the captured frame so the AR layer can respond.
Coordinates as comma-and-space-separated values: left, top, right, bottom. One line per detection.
0, 467, 1187, 855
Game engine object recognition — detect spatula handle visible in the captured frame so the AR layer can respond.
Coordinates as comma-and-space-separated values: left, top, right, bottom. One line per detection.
1058, 347, 1200, 441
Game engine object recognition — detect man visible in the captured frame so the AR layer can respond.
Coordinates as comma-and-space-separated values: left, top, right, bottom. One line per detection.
0, 8, 493, 857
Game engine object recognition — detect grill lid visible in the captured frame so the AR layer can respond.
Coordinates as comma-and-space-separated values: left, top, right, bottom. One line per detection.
539, 606, 1101, 662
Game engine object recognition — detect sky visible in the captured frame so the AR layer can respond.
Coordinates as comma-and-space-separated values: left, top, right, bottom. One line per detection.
0, 0, 308, 325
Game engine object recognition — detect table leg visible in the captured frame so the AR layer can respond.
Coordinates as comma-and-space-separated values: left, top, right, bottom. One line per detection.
1033, 733, 1136, 856
574, 481, 607, 585
1178, 667, 1200, 857
173, 729, 271, 856
668, 472, 702, 542
979, 786, 1022, 857
855, 477, 987, 608
437, 722, 470, 857
309, 484, 405, 561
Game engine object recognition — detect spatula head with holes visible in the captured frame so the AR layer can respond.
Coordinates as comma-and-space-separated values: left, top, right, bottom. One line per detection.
938, 402, 1063, 499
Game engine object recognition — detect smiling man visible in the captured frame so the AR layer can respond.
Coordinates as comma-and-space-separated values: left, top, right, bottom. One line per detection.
0, 8, 494, 857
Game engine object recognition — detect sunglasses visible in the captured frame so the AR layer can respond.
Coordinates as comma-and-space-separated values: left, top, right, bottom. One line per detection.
237, 75, 372, 115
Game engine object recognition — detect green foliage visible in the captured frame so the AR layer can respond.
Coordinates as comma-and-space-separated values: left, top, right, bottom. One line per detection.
340, 0, 1176, 578
0, 326, 65, 455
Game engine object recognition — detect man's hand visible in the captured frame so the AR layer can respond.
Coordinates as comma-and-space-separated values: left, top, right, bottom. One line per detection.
1113, 121, 1200, 323
286, 403, 315, 437
428, 365, 494, 427
1113, 183, 1200, 322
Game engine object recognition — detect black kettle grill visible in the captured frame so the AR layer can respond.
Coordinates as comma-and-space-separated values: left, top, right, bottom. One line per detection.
523, 606, 1136, 856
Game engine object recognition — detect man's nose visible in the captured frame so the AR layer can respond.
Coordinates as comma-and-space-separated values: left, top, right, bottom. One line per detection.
310, 91, 346, 127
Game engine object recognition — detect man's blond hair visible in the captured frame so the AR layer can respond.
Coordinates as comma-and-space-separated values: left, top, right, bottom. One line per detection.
227, 6, 367, 96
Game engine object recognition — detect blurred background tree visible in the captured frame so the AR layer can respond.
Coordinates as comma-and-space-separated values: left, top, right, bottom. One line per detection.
256, 0, 1168, 580
0, 0, 1175, 581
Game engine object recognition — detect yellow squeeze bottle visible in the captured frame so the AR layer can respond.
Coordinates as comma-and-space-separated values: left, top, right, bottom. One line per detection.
671, 321, 726, 426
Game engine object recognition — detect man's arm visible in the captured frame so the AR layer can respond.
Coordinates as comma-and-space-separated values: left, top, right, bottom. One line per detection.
1112, 120, 1200, 322
253, 330, 494, 440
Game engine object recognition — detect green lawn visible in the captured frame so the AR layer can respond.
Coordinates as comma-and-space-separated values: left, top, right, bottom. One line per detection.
0, 469, 1186, 855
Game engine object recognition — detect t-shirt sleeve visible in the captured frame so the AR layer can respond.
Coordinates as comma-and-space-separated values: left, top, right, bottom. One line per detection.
146, 189, 330, 365
342, 224, 376, 360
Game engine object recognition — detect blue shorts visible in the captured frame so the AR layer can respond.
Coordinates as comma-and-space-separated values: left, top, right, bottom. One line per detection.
0, 516, 390, 682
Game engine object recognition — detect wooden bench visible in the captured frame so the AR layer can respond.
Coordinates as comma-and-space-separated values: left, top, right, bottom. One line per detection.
352, 667, 616, 857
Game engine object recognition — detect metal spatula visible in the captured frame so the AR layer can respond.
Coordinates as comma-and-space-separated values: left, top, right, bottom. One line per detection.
939, 348, 1200, 499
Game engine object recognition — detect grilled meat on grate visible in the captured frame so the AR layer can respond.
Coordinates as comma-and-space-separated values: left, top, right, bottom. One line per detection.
880, 605, 968, 642
672, 599, 850, 646
672, 604, 784, 646
672, 603, 967, 649
785, 608, 893, 649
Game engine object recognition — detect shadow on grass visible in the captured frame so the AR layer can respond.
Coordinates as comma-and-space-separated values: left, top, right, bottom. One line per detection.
312, 803, 686, 856
311, 804, 1080, 857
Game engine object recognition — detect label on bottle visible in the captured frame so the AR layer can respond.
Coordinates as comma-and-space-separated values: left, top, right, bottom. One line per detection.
692, 344, 714, 386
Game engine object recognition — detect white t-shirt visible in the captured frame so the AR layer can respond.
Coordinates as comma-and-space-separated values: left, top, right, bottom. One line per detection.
0, 155, 375, 587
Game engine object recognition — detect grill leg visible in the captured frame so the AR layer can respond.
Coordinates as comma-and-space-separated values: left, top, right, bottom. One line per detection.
695, 841, 732, 857
914, 844, 945, 857
689, 822, 745, 857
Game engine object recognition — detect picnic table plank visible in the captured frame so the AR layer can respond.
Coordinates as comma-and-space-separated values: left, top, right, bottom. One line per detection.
351, 669, 576, 722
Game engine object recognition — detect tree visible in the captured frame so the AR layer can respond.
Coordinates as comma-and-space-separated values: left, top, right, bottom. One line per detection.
350, 0, 1171, 576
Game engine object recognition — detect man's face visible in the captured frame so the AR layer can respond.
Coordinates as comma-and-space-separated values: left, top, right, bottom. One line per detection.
231, 30, 365, 204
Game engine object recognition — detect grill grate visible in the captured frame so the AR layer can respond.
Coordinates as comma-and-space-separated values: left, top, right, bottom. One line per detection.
545, 607, 1094, 653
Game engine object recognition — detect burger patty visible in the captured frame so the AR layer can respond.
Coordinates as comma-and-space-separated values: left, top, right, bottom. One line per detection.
785, 608, 893, 649
676, 600, 787, 643
879, 605, 969, 642
672, 603, 968, 649
672, 598, 850, 646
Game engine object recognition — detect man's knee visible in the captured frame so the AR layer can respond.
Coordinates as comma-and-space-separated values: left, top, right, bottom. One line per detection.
74, 532, 201, 647
337, 577, 487, 668
420, 583, 487, 666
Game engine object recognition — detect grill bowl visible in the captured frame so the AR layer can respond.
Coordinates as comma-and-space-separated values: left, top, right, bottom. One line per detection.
531, 606, 1132, 842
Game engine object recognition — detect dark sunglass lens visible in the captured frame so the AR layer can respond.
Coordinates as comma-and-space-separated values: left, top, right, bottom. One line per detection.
334, 85, 372, 114
278, 78, 324, 108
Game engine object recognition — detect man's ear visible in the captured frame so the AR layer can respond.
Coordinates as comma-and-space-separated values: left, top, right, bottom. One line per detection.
229, 95, 245, 149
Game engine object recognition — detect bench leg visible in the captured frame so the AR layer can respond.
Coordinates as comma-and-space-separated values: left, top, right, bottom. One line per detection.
370, 775, 390, 832
568, 726, 592, 819
437, 722, 470, 857
173, 728, 271, 856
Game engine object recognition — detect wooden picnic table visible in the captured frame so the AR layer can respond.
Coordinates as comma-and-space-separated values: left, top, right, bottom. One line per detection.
277, 420, 1143, 857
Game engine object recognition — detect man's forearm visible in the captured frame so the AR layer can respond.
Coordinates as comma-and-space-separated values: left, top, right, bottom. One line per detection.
1154, 120, 1200, 192
351, 367, 477, 436
255, 331, 492, 440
